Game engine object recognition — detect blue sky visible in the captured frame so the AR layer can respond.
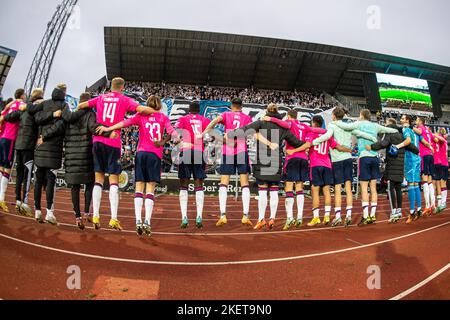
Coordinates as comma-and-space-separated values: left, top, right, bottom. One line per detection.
1, 0, 449, 98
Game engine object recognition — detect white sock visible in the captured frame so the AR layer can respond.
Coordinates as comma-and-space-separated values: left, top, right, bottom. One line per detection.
219, 185, 228, 216
0, 174, 9, 202
145, 194, 154, 225
242, 186, 250, 216
258, 189, 268, 222
92, 184, 103, 218
109, 184, 119, 220
195, 187, 204, 219
370, 203, 378, 218
296, 192, 305, 220
269, 188, 279, 220
422, 183, 430, 208
442, 189, 447, 206
437, 195, 442, 208
391, 209, 396, 217
285, 192, 295, 220
429, 183, 435, 207
362, 202, 369, 219
334, 207, 342, 219
313, 208, 320, 218
134, 193, 144, 224
325, 206, 331, 218
346, 207, 353, 219
180, 188, 188, 219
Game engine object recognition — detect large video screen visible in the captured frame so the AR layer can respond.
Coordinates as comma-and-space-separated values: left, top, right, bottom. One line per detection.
376, 73, 432, 112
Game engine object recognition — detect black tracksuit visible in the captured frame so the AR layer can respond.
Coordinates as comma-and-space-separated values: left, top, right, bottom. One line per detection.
4, 97, 40, 204
29, 88, 67, 212
371, 124, 420, 211
233, 112, 305, 184
62, 106, 109, 218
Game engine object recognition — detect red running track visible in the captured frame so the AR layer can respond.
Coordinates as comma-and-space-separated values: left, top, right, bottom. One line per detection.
0, 186, 449, 300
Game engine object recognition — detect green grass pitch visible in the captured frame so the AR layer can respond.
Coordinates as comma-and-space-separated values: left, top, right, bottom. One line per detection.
379, 88, 432, 106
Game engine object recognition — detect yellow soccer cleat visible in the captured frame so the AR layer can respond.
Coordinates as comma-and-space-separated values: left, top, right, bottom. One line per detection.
93, 216, 101, 230
0, 201, 9, 213
216, 215, 228, 227
307, 217, 322, 227
241, 215, 253, 227
109, 219, 123, 231
283, 219, 295, 231
254, 219, 267, 230
323, 215, 331, 226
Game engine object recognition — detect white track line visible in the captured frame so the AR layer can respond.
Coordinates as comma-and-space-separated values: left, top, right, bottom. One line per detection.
3, 210, 405, 237
0, 221, 448, 266
390, 263, 450, 300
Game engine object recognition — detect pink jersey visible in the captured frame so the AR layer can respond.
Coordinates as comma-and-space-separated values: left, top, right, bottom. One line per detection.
418, 125, 433, 158
432, 138, 441, 165
436, 136, 449, 167
175, 114, 211, 152
1, 101, 22, 141
88, 92, 139, 149
123, 113, 176, 159
305, 132, 337, 169
286, 120, 313, 161
220, 111, 252, 155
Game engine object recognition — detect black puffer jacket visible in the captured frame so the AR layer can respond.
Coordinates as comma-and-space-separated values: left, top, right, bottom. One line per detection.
62, 106, 105, 185
234, 112, 304, 183
371, 124, 419, 183
4, 97, 41, 151
32, 88, 67, 169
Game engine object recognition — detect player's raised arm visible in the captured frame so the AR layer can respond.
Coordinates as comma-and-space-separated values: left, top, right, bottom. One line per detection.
312, 128, 333, 146
352, 129, 378, 143
287, 141, 310, 155
254, 132, 278, 151
77, 100, 91, 110
334, 120, 360, 132
375, 123, 398, 134
136, 105, 156, 115
200, 115, 223, 137
262, 116, 291, 129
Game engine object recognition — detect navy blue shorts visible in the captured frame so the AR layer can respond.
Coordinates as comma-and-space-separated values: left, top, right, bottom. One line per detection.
93, 142, 122, 175
178, 150, 207, 180
442, 166, 449, 181
135, 152, 162, 183
255, 179, 280, 187
0, 138, 15, 169
284, 158, 309, 182
421, 155, 435, 176
333, 158, 354, 185
433, 164, 449, 181
359, 157, 380, 182
311, 166, 334, 187
220, 152, 251, 176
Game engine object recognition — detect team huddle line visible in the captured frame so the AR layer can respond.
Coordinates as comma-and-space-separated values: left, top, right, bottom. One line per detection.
0, 78, 448, 237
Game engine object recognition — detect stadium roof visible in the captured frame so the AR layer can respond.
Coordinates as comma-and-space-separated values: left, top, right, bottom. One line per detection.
0, 46, 17, 95
104, 27, 450, 104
